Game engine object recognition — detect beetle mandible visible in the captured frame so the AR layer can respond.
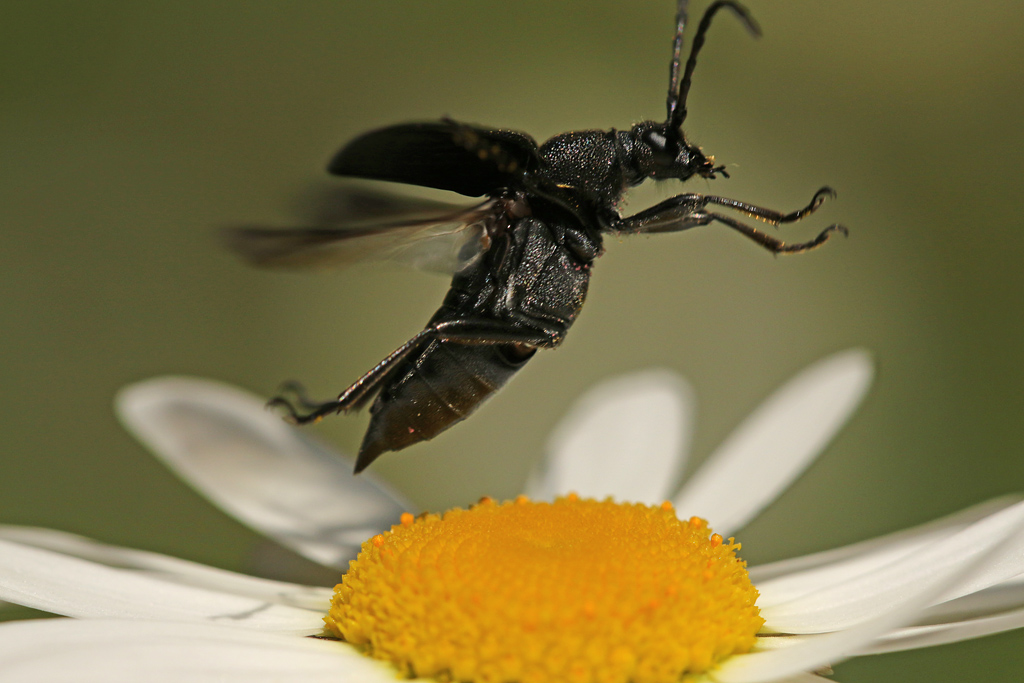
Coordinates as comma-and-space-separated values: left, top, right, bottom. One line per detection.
228, 0, 846, 473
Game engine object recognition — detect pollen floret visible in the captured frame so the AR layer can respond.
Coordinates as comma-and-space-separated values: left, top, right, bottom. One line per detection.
325, 495, 763, 683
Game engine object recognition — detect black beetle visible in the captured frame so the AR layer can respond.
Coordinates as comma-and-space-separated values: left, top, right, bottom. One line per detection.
227, 0, 846, 473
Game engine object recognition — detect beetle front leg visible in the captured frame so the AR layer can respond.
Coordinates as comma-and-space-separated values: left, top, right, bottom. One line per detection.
705, 186, 836, 225
613, 207, 846, 254
685, 211, 847, 254
611, 186, 837, 234
609, 188, 846, 255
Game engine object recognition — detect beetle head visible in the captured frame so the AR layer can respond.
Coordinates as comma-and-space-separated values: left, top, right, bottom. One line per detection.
630, 121, 728, 182
644, 1, 759, 183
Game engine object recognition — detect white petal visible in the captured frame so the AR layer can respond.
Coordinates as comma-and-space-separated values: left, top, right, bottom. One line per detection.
845, 566, 1024, 654
674, 349, 872, 536
0, 526, 332, 610
527, 369, 693, 505
759, 500, 1024, 634
705, 669, 832, 683
0, 619, 395, 683
750, 674, 832, 683
116, 377, 410, 569
713, 504, 1024, 683
931, 521, 1024, 606
749, 496, 1018, 585
754, 498, 1022, 607
859, 606, 1024, 654
0, 539, 323, 633
920, 574, 1024, 624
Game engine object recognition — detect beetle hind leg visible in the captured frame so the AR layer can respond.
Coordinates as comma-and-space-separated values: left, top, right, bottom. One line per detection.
273, 380, 327, 410
268, 328, 434, 424
267, 387, 344, 425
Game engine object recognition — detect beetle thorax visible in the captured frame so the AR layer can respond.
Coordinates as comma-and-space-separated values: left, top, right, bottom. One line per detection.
538, 130, 633, 207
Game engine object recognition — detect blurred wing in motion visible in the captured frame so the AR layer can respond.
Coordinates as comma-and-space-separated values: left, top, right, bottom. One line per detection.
286, 183, 476, 226
223, 189, 496, 275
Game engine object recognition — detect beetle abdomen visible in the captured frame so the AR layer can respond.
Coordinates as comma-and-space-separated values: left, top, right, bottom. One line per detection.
355, 340, 536, 472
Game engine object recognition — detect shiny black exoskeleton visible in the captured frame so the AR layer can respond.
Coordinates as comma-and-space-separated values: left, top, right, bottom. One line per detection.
228, 1, 846, 472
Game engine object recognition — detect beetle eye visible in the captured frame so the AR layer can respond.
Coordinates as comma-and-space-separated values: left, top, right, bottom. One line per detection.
642, 130, 678, 166
643, 130, 668, 151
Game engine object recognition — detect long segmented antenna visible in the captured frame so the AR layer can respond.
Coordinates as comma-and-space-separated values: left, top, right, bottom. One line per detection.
668, 1, 761, 131
665, 0, 691, 127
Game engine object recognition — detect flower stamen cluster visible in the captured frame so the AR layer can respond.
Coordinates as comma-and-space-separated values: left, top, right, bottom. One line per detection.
326, 494, 763, 683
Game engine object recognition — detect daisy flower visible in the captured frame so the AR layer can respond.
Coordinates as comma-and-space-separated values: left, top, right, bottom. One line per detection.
2, 349, 1024, 683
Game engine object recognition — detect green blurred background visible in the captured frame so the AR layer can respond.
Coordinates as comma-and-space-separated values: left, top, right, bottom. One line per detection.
2, 1, 1023, 680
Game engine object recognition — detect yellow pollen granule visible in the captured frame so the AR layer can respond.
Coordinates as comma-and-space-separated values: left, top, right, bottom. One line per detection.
325, 496, 763, 683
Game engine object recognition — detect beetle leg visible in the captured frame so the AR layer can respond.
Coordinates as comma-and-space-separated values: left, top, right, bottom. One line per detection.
273, 380, 325, 410
270, 329, 433, 424
611, 186, 836, 233
610, 194, 705, 233
270, 317, 560, 424
702, 186, 836, 225
430, 318, 563, 347
650, 210, 847, 254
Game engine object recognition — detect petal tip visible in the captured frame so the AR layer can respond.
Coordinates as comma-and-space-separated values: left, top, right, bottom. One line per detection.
821, 347, 874, 386
115, 376, 268, 432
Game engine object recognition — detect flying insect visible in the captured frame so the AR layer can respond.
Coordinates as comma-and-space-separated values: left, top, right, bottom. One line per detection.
227, 0, 846, 473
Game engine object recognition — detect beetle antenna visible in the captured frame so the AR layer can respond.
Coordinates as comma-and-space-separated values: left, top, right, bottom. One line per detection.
669, 0, 761, 131
666, 0, 691, 129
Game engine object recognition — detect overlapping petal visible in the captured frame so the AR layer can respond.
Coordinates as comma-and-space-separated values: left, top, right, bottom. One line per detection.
0, 539, 323, 633
758, 501, 1024, 633
861, 606, 1024, 654
527, 369, 693, 505
674, 349, 872, 536
0, 525, 331, 610
748, 497, 1019, 585
0, 619, 390, 683
116, 377, 410, 569
716, 507, 1024, 682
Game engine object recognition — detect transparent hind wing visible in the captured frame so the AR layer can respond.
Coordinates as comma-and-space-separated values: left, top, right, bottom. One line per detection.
288, 183, 480, 226
223, 198, 495, 275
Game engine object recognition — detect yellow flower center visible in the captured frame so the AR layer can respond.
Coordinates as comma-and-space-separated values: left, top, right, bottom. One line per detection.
325, 495, 762, 683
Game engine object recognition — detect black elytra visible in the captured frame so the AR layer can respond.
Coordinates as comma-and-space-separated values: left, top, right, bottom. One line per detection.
227, 1, 847, 473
